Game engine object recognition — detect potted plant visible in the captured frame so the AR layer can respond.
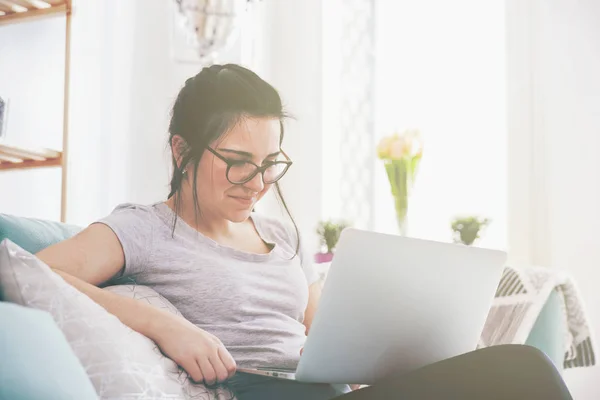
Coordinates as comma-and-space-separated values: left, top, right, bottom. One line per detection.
451, 216, 491, 246
314, 219, 351, 263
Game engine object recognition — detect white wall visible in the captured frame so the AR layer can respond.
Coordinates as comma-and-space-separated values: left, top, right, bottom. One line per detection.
0, 16, 65, 221
507, 0, 600, 398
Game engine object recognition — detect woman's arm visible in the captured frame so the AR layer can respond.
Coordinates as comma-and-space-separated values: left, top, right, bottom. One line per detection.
303, 281, 323, 335
37, 223, 182, 339
36, 224, 236, 384
36, 223, 125, 286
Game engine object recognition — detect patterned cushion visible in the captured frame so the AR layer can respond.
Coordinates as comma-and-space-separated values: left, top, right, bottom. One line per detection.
0, 239, 235, 400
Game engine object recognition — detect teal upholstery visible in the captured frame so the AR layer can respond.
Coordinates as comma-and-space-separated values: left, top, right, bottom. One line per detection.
525, 289, 565, 371
0, 302, 98, 400
0, 214, 81, 255
0, 216, 92, 398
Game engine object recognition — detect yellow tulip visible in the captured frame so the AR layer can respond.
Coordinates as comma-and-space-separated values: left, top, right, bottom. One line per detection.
377, 136, 394, 159
389, 137, 408, 160
377, 129, 423, 160
405, 129, 423, 157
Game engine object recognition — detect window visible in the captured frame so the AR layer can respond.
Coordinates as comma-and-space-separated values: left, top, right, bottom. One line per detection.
323, 0, 507, 249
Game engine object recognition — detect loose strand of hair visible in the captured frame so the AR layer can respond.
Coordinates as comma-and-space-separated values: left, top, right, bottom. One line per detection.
275, 182, 300, 258
192, 159, 202, 235
169, 151, 194, 238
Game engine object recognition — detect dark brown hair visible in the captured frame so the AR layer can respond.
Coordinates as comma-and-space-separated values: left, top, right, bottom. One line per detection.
167, 64, 299, 253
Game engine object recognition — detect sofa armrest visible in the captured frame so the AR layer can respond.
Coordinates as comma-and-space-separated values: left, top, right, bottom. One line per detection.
525, 289, 565, 371
0, 302, 98, 400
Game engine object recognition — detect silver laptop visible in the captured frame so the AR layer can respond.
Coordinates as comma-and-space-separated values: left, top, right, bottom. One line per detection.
238, 228, 506, 384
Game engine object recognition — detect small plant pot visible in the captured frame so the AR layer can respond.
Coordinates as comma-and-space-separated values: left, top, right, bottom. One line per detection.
314, 252, 334, 264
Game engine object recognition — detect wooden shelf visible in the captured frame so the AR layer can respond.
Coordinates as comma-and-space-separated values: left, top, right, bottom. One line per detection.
0, 0, 71, 220
0, 144, 62, 171
0, 0, 69, 26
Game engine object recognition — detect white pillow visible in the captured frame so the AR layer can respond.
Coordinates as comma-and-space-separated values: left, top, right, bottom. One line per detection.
0, 239, 235, 400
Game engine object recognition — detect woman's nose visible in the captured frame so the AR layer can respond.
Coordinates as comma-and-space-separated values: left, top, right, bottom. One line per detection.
244, 171, 265, 192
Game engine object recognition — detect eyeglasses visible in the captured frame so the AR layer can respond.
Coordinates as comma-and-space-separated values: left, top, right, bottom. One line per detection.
206, 147, 293, 185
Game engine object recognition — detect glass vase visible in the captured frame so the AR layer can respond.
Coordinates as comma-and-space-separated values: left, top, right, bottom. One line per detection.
394, 195, 408, 236
385, 159, 411, 236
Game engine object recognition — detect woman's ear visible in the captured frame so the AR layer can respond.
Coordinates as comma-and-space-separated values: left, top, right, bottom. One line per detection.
171, 135, 188, 170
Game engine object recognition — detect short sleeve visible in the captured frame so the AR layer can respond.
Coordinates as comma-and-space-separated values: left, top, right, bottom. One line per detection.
93, 203, 154, 279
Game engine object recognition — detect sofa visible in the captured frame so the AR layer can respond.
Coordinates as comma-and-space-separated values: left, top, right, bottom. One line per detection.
0, 213, 567, 399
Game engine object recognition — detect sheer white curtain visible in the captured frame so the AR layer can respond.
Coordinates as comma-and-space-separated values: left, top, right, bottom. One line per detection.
506, 1, 600, 396
67, 0, 138, 225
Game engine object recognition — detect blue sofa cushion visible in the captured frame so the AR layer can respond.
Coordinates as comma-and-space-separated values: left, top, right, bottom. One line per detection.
0, 302, 98, 400
524, 289, 565, 371
0, 214, 81, 255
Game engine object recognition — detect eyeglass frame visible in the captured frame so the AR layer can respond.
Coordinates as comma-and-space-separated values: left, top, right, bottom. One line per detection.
205, 146, 293, 185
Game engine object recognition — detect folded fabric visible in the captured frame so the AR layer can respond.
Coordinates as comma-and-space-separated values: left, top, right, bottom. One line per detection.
479, 264, 596, 369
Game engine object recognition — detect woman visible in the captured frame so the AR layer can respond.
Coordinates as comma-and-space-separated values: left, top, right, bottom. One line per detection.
37, 64, 572, 400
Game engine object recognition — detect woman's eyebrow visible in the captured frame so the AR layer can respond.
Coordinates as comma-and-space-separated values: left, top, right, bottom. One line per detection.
218, 148, 281, 158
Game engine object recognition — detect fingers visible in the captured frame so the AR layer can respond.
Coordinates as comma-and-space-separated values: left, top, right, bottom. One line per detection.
300, 347, 304, 355
198, 357, 217, 386
218, 347, 238, 379
183, 351, 234, 386
210, 353, 230, 383
180, 358, 204, 383
207, 332, 222, 345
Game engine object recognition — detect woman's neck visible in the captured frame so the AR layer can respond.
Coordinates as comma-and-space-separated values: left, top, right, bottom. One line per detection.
165, 194, 236, 238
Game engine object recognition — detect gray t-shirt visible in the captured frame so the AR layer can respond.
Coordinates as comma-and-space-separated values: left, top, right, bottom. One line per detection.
96, 202, 319, 369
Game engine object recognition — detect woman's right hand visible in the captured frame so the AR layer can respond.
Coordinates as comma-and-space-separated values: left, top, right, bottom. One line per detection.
150, 311, 237, 385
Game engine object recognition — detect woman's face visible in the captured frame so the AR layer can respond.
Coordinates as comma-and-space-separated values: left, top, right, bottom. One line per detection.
193, 117, 283, 222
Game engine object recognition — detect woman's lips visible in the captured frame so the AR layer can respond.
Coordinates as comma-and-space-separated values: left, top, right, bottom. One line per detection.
229, 195, 255, 206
